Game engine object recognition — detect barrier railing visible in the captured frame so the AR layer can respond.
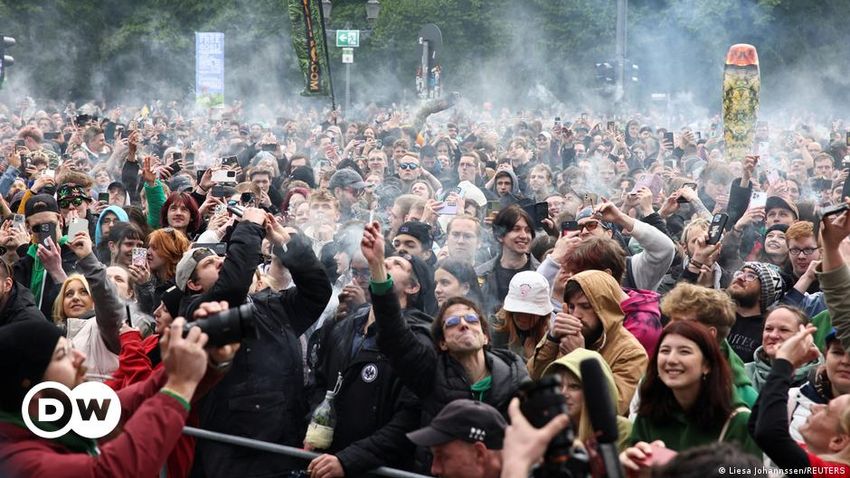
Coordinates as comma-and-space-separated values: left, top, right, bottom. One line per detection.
183, 426, 431, 478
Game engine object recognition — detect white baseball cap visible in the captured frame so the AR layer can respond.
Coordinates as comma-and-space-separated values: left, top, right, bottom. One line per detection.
502, 271, 554, 316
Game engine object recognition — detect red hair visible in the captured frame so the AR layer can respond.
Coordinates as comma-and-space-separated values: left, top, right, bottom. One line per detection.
160, 192, 201, 236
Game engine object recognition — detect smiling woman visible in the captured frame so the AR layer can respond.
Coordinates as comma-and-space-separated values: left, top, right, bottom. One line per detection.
745, 305, 822, 392
627, 321, 761, 456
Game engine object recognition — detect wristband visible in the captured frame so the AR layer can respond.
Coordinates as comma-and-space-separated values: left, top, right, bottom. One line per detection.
160, 388, 191, 411
546, 332, 561, 343
733, 225, 744, 234
689, 259, 704, 269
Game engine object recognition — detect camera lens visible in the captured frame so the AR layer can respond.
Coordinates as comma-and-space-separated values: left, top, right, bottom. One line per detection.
183, 303, 257, 348
518, 376, 589, 477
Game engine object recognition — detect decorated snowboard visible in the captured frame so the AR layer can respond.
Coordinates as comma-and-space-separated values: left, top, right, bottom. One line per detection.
722, 44, 760, 163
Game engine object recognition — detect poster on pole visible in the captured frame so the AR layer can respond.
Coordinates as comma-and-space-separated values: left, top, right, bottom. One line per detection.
195, 32, 225, 107
287, 0, 332, 96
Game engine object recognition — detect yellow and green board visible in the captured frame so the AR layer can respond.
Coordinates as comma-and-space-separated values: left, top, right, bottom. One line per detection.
722, 44, 760, 163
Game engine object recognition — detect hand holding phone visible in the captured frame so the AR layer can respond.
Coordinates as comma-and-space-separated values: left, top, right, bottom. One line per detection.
67, 218, 89, 239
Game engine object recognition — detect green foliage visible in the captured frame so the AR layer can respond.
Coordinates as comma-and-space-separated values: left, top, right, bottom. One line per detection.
0, 0, 847, 107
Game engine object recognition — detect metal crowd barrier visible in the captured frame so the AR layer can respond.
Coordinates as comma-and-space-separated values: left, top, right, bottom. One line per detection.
183, 426, 431, 478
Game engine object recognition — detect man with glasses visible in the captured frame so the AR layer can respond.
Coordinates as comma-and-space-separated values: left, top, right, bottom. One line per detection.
397, 152, 442, 194
786, 221, 821, 294
727, 262, 786, 363
57, 183, 97, 237
360, 220, 527, 471
562, 201, 675, 292
445, 215, 482, 266
457, 152, 481, 184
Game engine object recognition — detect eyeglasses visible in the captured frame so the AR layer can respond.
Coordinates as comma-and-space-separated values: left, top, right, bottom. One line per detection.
59, 197, 85, 209
733, 270, 759, 283
789, 247, 819, 257
351, 267, 371, 279
443, 314, 480, 329
398, 162, 419, 170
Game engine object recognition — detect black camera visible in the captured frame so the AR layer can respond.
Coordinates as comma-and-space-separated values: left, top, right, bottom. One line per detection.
182, 303, 258, 348
518, 376, 589, 478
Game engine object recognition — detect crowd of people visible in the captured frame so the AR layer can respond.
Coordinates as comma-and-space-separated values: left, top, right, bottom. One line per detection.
0, 97, 849, 478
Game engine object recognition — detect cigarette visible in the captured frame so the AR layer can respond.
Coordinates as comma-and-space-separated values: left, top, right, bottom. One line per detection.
85, 373, 114, 381
369, 208, 374, 223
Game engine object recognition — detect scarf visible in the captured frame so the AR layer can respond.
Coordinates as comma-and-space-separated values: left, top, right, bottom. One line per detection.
27, 236, 69, 308
0, 409, 99, 456
749, 346, 822, 391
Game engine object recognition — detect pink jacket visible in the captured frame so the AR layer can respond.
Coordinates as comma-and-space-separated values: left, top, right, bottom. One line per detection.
621, 288, 662, 355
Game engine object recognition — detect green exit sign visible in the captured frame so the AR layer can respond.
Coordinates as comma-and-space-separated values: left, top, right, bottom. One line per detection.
336, 30, 360, 48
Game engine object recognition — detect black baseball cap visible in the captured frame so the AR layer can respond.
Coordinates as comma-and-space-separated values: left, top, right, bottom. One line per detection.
396, 221, 433, 249
406, 399, 507, 450
24, 194, 60, 217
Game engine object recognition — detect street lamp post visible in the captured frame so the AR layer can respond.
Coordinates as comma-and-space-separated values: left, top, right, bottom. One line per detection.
320, 0, 381, 113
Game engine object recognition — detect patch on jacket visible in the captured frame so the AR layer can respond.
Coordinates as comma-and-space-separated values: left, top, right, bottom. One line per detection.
361, 363, 378, 383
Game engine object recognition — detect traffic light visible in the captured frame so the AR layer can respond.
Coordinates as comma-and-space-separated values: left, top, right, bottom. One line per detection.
595, 62, 615, 84
0, 36, 16, 88
629, 62, 639, 83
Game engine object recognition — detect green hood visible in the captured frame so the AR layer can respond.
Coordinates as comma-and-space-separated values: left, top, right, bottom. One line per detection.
542, 348, 619, 406
721, 339, 758, 407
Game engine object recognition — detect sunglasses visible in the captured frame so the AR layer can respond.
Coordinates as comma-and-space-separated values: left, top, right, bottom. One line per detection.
443, 314, 480, 329
59, 197, 85, 209
398, 162, 419, 170
579, 220, 606, 232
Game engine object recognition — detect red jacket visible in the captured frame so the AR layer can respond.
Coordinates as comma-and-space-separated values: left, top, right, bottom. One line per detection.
0, 368, 188, 478
105, 331, 198, 478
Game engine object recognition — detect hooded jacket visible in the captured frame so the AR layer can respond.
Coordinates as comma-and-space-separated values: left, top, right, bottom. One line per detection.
528, 270, 648, 415
489, 169, 522, 198
94, 205, 129, 245
536, 258, 663, 355
541, 349, 632, 451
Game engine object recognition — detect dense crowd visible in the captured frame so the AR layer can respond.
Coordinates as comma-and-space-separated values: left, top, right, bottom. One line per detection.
0, 97, 850, 478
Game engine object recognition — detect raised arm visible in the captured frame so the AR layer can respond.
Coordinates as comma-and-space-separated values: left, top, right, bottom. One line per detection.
264, 214, 333, 336
68, 231, 122, 355
749, 326, 820, 471
818, 201, 850, 351
362, 221, 438, 397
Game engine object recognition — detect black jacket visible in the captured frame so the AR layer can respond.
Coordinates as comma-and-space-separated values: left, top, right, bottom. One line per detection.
0, 281, 47, 326
190, 223, 333, 478
371, 288, 528, 471
308, 303, 426, 475
371, 286, 528, 420
13, 243, 79, 320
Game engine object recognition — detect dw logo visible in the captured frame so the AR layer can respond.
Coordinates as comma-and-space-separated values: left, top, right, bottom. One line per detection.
21, 381, 121, 439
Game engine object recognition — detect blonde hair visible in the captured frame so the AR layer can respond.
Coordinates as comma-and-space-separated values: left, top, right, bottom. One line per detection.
52, 274, 94, 324
661, 283, 736, 341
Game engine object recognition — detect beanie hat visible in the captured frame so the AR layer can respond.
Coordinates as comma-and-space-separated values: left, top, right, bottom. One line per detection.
160, 284, 183, 317
742, 261, 785, 313
765, 223, 789, 236
0, 320, 63, 412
